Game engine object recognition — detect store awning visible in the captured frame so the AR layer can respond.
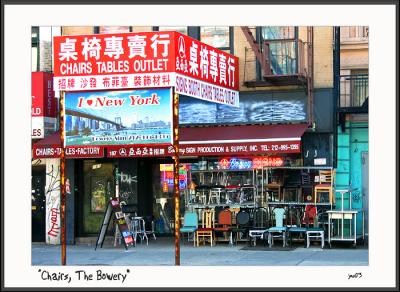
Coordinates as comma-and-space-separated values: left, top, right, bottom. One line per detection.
32, 132, 105, 159
178, 123, 309, 156
32, 123, 309, 159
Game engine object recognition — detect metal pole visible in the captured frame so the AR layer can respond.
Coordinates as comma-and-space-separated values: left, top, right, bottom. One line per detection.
172, 90, 180, 266
60, 91, 66, 265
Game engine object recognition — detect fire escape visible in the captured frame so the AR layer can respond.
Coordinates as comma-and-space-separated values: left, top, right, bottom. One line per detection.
241, 27, 314, 126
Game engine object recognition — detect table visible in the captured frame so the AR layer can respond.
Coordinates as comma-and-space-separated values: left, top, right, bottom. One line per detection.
326, 210, 358, 248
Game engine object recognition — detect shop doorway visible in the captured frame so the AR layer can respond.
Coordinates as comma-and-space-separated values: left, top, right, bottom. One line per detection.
32, 166, 46, 242
361, 151, 369, 244
79, 160, 115, 236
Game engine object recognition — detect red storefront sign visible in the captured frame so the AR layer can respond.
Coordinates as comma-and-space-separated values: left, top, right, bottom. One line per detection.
32, 145, 104, 159
52, 31, 239, 107
106, 144, 174, 158
64, 146, 105, 158
178, 141, 301, 156
33, 145, 62, 158
32, 72, 57, 138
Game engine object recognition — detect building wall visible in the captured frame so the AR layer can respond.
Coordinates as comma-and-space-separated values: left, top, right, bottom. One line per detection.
335, 27, 369, 235
335, 117, 368, 235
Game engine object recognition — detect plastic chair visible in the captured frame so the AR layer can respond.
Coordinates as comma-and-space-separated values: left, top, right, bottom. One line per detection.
180, 212, 198, 246
267, 208, 287, 247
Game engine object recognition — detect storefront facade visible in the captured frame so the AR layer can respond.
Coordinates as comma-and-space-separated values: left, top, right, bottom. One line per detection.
32, 26, 341, 243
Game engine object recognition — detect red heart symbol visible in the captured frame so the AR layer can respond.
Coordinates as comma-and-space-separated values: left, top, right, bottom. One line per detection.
87, 99, 93, 106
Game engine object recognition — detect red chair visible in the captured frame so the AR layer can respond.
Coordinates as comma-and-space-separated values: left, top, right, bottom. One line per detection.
213, 209, 233, 245
302, 205, 317, 227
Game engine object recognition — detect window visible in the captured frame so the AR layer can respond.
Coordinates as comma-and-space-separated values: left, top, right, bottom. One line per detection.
98, 26, 131, 34
31, 27, 39, 72
158, 26, 188, 35
350, 69, 368, 107
340, 26, 368, 42
200, 26, 230, 51
261, 26, 297, 75
261, 26, 295, 40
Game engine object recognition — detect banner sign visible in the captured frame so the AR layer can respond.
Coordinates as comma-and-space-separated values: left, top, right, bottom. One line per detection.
32, 72, 57, 138
64, 88, 173, 147
53, 31, 239, 107
178, 141, 301, 156
107, 144, 174, 158
32, 145, 104, 159
175, 74, 239, 107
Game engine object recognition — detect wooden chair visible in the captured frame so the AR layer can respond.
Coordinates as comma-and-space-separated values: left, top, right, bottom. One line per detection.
196, 209, 215, 246
314, 170, 335, 204
266, 178, 283, 202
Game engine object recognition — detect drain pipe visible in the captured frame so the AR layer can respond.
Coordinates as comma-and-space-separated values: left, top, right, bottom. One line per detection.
333, 27, 340, 168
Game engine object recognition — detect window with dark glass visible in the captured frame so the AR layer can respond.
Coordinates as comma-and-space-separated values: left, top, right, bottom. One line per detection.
200, 26, 230, 52
32, 27, 39, 72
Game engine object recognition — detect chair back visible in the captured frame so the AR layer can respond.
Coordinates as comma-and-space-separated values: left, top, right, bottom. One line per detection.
236, 210, 250, 226
319, 170, 333, 185
301, 172, 311, 185
218, 209, 232, 226
183, 212, 198, 227
201, 209, 215, 228
253, 207, 268, 228
273, 208, 286, 228
302, 205, 317, 226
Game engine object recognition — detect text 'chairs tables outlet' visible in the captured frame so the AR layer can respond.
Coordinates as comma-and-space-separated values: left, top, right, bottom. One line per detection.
179, 212, 198, 246
213, 209, 234, 245
267, 207, 287, 248
196, 209, 215, 246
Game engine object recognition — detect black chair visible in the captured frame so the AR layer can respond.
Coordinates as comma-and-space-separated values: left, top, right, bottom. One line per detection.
231, 210, 251, 245
143, 215, 157, 240
248, 207, 269, 246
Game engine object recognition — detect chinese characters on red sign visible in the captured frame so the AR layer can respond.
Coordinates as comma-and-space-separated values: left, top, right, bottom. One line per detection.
52, 31, 239, 107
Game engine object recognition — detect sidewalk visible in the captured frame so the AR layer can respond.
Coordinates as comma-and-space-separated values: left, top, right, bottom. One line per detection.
32, 237, 368, 266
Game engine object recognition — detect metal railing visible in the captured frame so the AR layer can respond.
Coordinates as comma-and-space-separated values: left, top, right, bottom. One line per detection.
339, 74, 369, 108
